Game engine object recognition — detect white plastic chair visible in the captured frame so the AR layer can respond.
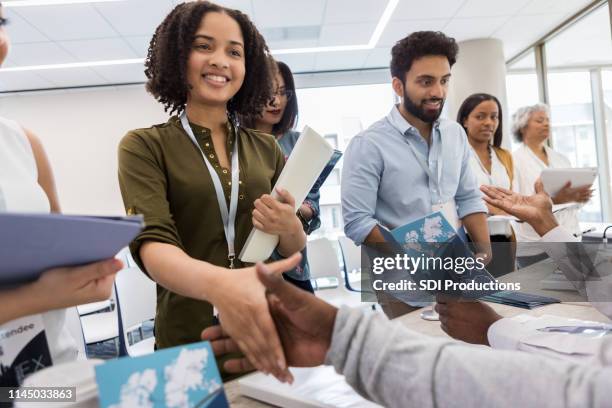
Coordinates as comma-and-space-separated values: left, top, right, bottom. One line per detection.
77, 286, 118, 349
338, 236, 368, 292
114, 266, 156, 357
307, 238, 373, 309
76, 300, 112, 316
79, 307, 118, 346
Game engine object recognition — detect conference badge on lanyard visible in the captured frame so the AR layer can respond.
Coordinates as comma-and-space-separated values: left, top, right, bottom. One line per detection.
179, 112, 240, 268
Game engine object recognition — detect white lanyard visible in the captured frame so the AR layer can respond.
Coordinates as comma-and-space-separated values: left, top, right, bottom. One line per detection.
474, 147, 494, 185
393, 121, 443, 201
179, 112, 240, 268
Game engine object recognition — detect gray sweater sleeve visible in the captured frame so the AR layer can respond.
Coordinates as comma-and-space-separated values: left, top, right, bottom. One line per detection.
325, 306, 612, 408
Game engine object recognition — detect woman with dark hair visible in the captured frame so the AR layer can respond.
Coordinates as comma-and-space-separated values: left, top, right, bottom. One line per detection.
457, 93, 515, 276
241, 59, 320, 294
117, 1, 304, 381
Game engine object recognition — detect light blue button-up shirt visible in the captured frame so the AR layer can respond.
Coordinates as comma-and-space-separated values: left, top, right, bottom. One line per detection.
342, 105, 486, 245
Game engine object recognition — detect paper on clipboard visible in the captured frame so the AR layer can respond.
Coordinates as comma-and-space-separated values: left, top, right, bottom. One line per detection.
239, 126, 335, 263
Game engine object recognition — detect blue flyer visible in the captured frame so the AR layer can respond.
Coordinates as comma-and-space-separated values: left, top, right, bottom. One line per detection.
95, 341, 228, 408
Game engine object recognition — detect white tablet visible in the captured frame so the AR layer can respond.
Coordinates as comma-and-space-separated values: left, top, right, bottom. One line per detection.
540, 167, 597, 196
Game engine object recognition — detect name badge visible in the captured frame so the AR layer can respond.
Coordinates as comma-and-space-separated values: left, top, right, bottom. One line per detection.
0, 314, 53, 387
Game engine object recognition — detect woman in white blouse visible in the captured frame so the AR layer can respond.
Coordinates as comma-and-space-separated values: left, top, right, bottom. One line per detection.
512, 103, 592, 267
458, 93, 516, 276
0, 1, 121, 378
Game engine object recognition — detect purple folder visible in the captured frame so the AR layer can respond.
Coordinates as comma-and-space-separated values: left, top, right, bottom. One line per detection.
0, 213, 143, 287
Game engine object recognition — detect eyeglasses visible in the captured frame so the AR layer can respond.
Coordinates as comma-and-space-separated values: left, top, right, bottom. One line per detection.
272, 89, 294, 101
0, 17, 8, 27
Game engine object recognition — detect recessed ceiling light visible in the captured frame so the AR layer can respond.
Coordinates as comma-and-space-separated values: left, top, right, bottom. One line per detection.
3, 0, 125, 7
272, 0, 399, 55
0, 0, 399, 71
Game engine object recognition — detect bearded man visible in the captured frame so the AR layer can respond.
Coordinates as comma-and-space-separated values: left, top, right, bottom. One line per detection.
341, 31, 491, 317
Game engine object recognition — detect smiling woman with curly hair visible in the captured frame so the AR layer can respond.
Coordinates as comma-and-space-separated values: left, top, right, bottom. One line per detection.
117, 1, 305, 382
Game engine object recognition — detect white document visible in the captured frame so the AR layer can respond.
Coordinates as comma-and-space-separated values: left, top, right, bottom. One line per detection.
239, 366, 382, 408
489, 314, 611, 363
239, 126, 334, 263
541, 167, 597, 196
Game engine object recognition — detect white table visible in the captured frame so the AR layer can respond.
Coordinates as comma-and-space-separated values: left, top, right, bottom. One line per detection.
225, 260, 609, 407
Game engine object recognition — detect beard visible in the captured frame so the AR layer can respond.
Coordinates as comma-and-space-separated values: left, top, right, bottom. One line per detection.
402, 89, 444, 124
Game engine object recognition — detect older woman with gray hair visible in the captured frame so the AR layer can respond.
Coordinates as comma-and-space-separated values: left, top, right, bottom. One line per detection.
512, 103, 593, 268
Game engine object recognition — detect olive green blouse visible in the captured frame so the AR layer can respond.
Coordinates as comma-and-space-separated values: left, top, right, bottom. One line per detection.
118, 115, 284, 351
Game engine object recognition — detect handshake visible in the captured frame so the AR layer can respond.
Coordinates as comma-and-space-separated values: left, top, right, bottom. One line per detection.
199, 181, 563, 385
201, 253, 339, 384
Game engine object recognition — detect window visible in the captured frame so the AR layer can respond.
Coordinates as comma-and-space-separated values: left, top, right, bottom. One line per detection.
541, 2, 612, 222
296, 83, 394, 239
316, 204, 343, 239
296, 83, 395, 147
547, 72, 602, 222
331, 207, 340, 229
506, 51, 539, 151
324, 134, 339, 149
324, 169, 340, 187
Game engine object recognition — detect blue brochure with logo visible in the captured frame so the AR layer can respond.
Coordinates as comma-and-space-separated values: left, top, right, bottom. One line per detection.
95, 341, 228, 408
310, 149, 342, 193
372, 211, 499, 300
0, 213, 143, 287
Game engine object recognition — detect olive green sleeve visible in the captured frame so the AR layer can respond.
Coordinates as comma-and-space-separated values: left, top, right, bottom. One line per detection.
271, 137, 285, 186
117, 131, 184, 274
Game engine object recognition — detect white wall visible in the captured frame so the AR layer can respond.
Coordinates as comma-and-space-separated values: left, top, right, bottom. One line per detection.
448, 38, 511, 149
0, 85, 168, 215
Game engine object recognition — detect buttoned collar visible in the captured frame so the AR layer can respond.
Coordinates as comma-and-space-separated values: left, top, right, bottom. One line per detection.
386, 104, 440, 138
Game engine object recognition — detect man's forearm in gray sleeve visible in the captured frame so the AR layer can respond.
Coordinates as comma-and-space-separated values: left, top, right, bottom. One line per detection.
325, 307, 612, 408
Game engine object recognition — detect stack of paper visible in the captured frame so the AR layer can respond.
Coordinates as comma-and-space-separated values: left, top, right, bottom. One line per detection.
239, 126, 339, 263
482, 291, 560, 309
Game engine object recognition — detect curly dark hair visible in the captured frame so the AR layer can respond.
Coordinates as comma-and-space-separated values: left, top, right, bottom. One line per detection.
145, 1, 273, 117
390, 31, 458, 82
457, 93, 504, 148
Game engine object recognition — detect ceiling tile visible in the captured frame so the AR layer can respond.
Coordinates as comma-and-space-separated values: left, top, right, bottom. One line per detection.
455, 0, 532, 18
94, 0, 174, 37
274, 54, 316, 73
319, 23, 375, 46
493, 13, 565, 58
13, 4, 117, 41
314, 49, 371, 71
0, 71, 53, 92
268, 39, 320, 51
377, 19, 448, 47
252, 0, 326, 28
3, 8, 48, 44
363, 47, 391, 69
323, 0, 386, 24
393, 0, 465, 20
8, 42, 76, 66
37, 67, 107, 88
58, 38, 138, 61
92, 63, 147, 84
123, 35, 152, 58
520, 0, 593, 15
443, 16, 511, 42
215, 0, 254, 16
